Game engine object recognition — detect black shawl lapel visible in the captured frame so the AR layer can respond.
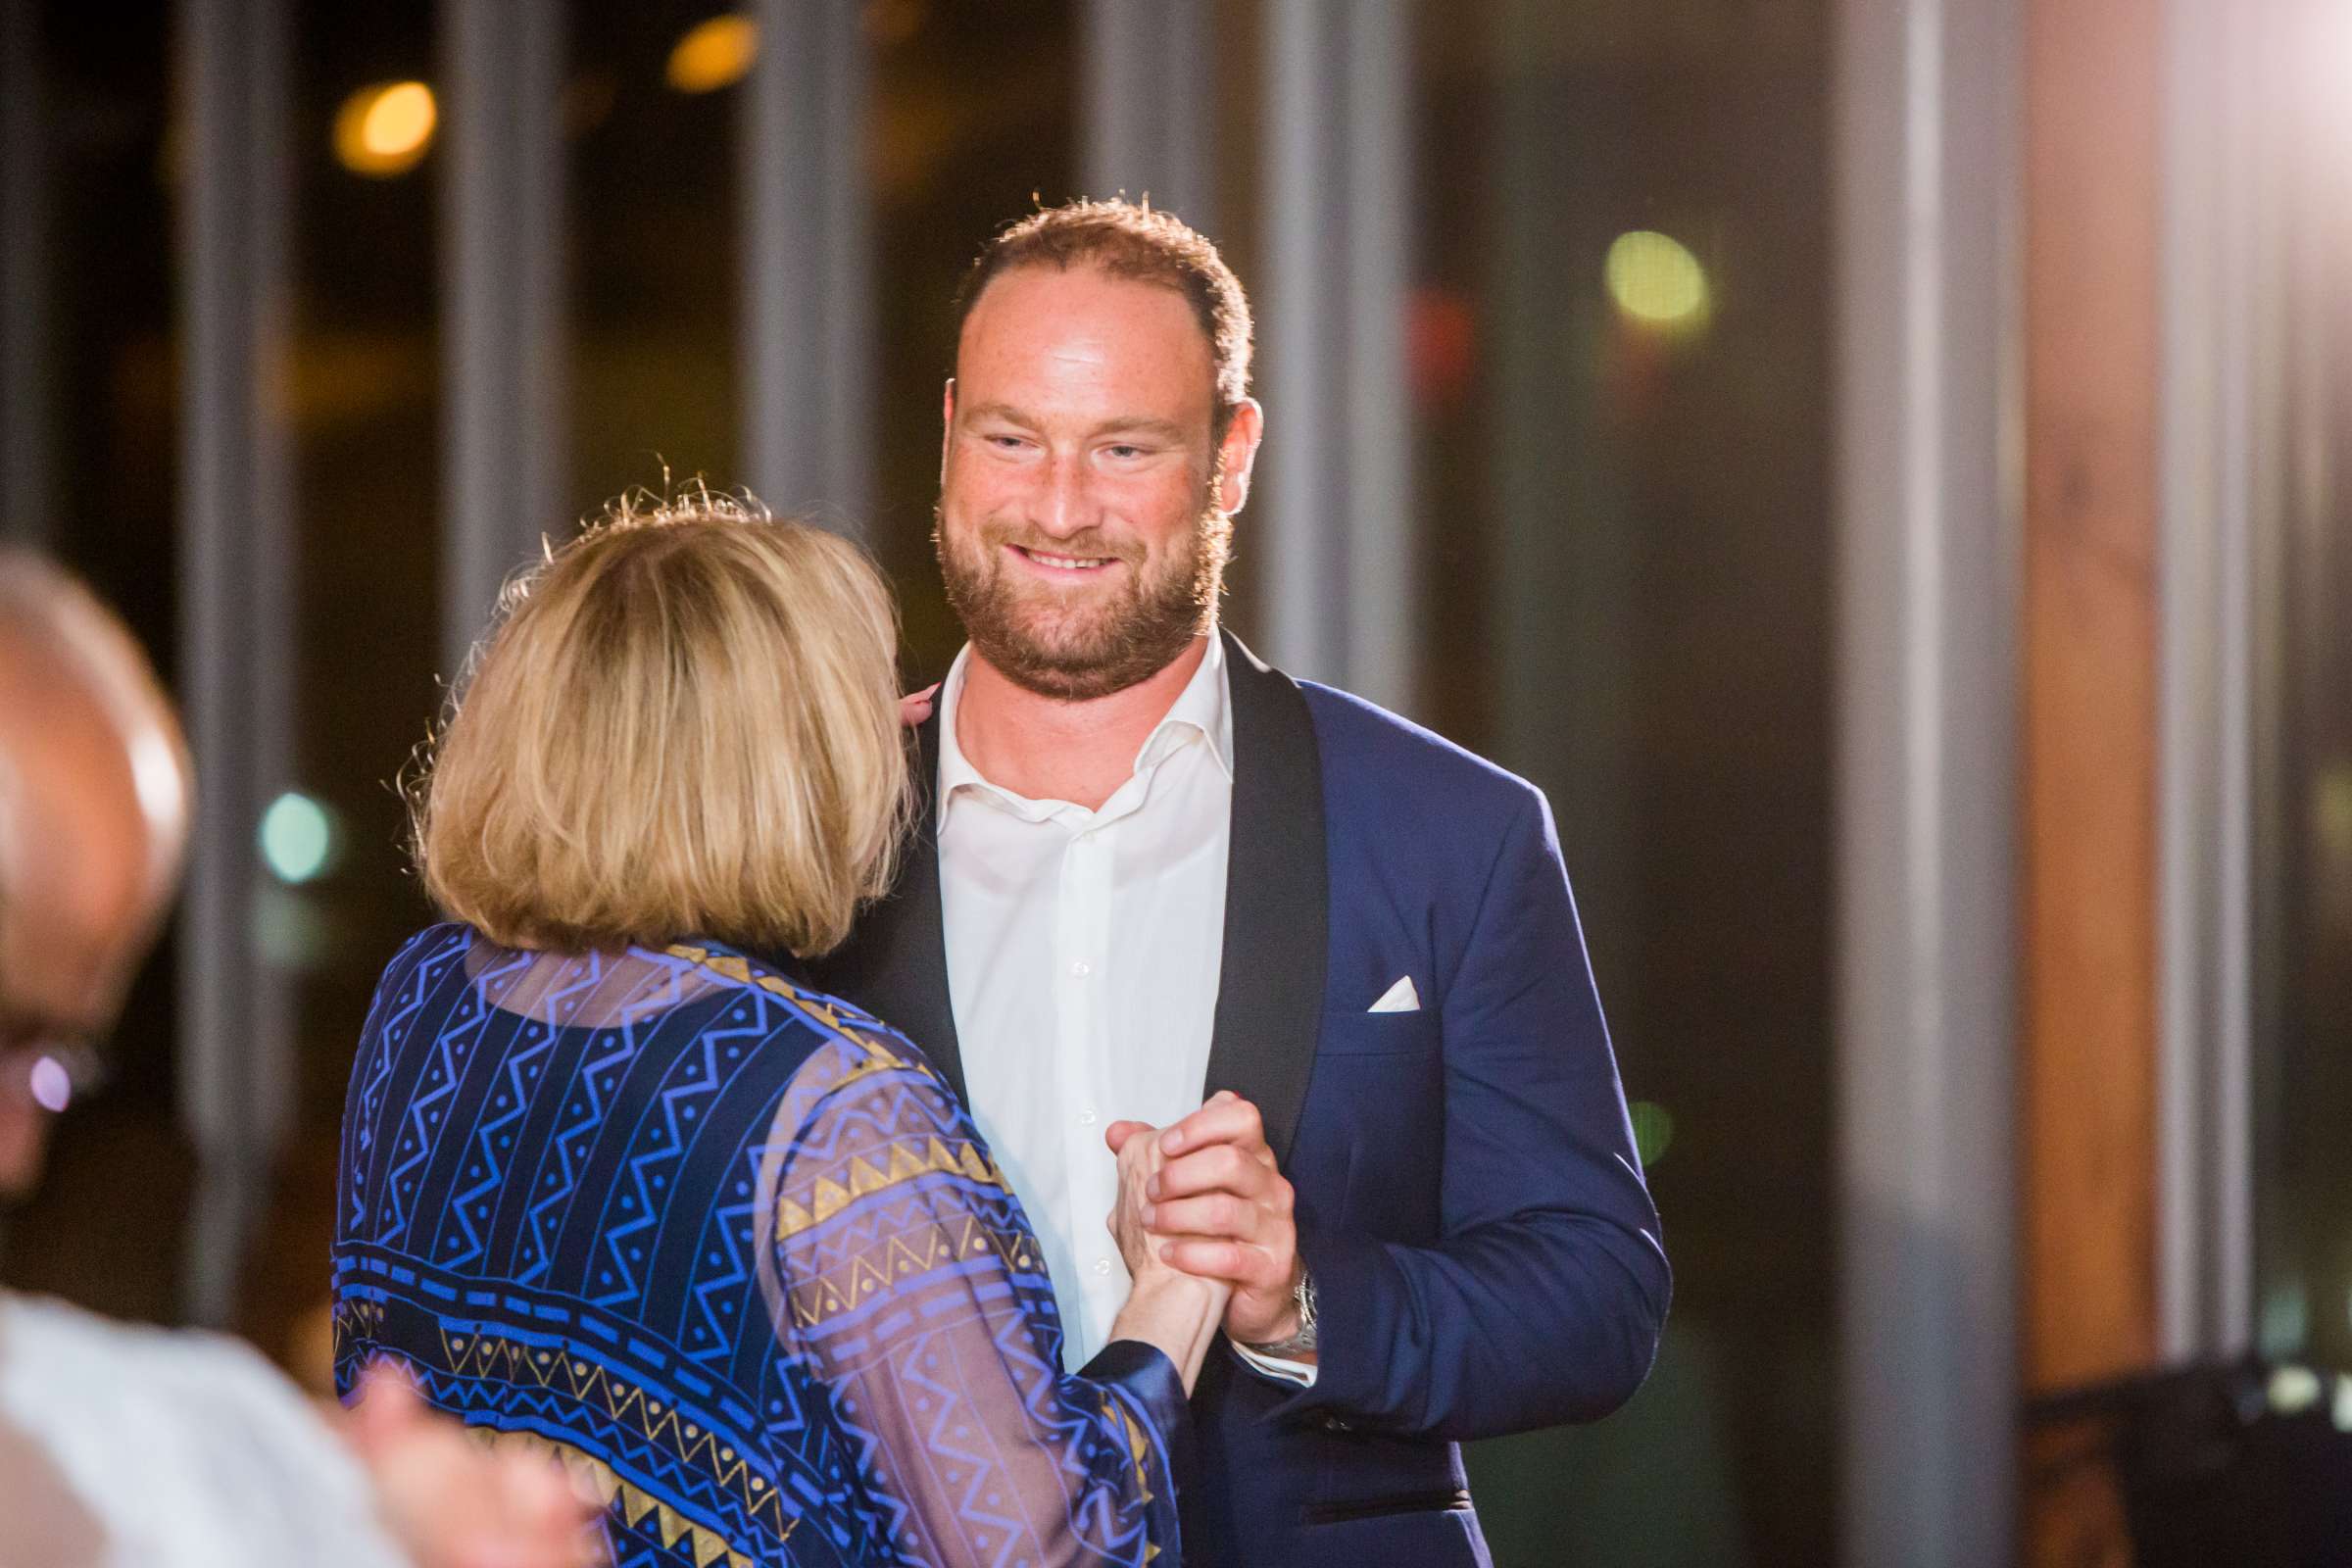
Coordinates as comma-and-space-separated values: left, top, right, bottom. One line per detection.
810, 634, 1327, 1148
804, 707, 967, 1103
1204, 631, 1329, 1166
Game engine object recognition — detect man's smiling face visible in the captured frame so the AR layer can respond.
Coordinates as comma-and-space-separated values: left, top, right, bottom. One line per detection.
935, 264, 1233, 701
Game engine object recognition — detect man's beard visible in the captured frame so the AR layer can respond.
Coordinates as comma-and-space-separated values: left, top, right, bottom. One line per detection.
934, 497, 1232, 702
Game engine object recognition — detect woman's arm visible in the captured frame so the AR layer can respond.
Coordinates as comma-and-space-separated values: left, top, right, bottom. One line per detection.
762, 1028, 1209, 1568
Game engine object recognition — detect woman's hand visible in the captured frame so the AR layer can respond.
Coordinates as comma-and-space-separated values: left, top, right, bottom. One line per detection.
1102, 1122, 1230, 1392
345, 1365, 601, 1568
1107, 1120, 1176, 1282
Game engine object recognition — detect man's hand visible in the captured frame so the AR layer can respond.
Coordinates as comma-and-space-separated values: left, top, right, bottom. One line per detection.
345, 1365, 600, 1568
1106, 1090, 1304, 1349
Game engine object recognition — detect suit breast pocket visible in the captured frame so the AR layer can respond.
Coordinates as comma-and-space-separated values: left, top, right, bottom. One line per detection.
1317, 1004, 1442, 1057
1300, 1006, 1445, 1241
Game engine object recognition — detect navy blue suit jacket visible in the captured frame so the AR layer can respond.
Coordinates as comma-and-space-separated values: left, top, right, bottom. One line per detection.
805, 633, 1670, 1567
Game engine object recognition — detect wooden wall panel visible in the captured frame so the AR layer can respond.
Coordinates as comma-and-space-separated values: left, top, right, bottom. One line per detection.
2022, 0, 2164, 1562
2023, 0, 2162, 1403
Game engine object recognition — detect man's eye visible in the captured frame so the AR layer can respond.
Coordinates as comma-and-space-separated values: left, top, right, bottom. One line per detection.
1104, 445, 1144, 460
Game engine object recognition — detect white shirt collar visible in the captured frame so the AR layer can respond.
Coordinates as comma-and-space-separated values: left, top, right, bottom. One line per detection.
935, 631, 1235, 826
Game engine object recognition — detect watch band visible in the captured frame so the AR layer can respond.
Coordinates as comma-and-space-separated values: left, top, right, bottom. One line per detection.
1242, 1267, 1318, 1357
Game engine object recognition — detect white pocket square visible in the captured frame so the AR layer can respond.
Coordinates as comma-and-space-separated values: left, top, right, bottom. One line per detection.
1368, 975, 1420, 1013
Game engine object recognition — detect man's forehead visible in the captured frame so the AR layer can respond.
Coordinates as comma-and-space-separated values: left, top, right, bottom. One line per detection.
0, 638, 179, 1024
961, 267, 1210, 365
0, 777, 150, 1030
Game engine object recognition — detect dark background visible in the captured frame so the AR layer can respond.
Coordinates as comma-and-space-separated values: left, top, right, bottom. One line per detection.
7, 4, 1836, 1562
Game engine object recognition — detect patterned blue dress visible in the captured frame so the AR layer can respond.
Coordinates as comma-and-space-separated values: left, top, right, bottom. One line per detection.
332, 925, 1189, 1567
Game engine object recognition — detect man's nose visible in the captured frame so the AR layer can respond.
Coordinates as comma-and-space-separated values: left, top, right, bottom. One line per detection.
1034, 454, 1094, 539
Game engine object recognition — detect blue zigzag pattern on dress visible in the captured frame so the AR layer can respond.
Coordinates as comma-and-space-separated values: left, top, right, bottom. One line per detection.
592, 961, 718, 1308
431, 988, 547, 1269
345, 927, 454, 1237
514, 1011, 600, 1284
335, 927, 1179, 1567
371, 939, 535, 1248
607, 1019, 734, 1321
683, 1138, 765, 1373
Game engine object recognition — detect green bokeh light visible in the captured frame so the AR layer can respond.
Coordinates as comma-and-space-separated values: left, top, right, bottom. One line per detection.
259, 791, 337, 884
1629, 1100, 1676, 1168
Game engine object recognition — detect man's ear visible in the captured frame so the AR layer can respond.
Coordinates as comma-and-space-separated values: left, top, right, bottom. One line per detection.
1215, 398, 1265, 515
940, 379, 957, 482
940, 378, 956, 485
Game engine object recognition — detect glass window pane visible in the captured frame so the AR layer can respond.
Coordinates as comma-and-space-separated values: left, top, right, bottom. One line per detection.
570, 2, 742, 516
3, 2, 184, 1325
2251, 8, 2352, 1377
871, 0, 1077, 676
259, 0, 444, 1364
1407, 7, 1837, 1562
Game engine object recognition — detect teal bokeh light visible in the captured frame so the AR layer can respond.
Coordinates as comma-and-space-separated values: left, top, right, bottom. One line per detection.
259, 791, 337, 884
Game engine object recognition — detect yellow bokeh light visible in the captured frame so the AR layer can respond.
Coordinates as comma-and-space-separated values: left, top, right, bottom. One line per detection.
334, 80, 437, 177
667, 15, 759, 94
1605, 230, 1710, 332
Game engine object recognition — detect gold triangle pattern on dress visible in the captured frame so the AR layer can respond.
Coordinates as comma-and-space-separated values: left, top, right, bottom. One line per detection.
427, 1329, 790, 1543
782, 1210, 1037, 1329
772, 1131, 1012, 1241
665, 943, 850, 1032
1102, 1394, 1156, 1507
471, 1424, 793, 1568
663, 944, 953, 1102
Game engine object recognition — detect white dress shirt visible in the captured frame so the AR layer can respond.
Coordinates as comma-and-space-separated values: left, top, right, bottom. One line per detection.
0, 1293, 412, 1568
937, 635, 1235, 1370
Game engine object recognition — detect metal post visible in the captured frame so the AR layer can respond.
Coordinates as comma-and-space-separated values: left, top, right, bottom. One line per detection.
1259, 0, 1341, 684
176, 0, 296, 1329
1258, 0, 1416, 712
1079, 0, 1216, 226
0, 0, 50, 546
1833, 0, 2023, 1560
741, 0, 871, 533
2156, 0, 2266, 1365
439, 0, 565, 679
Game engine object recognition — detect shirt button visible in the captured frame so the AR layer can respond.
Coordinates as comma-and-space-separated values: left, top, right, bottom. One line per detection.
1093, 1257, 1113, 1276
1070, 959, 1091, 978
1077, 1107, 1098, 1127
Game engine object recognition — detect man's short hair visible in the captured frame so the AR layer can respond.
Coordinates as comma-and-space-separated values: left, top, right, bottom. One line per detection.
953, 198, 1254, 437
411, 494, 909, 958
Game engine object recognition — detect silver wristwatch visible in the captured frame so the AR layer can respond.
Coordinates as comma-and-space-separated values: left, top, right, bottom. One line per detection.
1243, 1267, 1319, 1357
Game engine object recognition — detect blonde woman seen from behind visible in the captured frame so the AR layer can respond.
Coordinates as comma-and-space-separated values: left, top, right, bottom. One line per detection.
333, 495, 1223, 1568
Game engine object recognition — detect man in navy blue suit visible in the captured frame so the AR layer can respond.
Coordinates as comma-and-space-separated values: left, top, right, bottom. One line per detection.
808, 199, 1669, 1567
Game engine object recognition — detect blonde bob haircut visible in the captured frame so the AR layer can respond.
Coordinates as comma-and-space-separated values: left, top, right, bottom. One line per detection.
413, 493, 908, 957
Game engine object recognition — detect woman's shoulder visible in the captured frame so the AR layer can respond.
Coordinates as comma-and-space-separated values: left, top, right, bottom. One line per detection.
670, 942, 966, 1124
380, 919, 477, 975
661, 939, 895, 1039
355, 921, 477, 1032
354, 927, 953, 1103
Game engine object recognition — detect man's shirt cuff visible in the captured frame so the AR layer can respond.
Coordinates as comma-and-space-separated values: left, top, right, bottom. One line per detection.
1229, 1340, 1318, 1387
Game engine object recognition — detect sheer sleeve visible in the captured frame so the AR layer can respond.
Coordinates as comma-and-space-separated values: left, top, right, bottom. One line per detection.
762, 1027, 1189, 1567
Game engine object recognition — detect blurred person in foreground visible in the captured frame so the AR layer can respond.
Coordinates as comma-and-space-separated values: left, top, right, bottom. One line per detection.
332, 496, 1226, 1567
808, 199, 1671, 1567
0, 550, 592, 1568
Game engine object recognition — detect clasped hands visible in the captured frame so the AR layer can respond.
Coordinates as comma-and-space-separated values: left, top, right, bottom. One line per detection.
1105, 1091, 1309, 1353
895, 693, 1307, 1353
